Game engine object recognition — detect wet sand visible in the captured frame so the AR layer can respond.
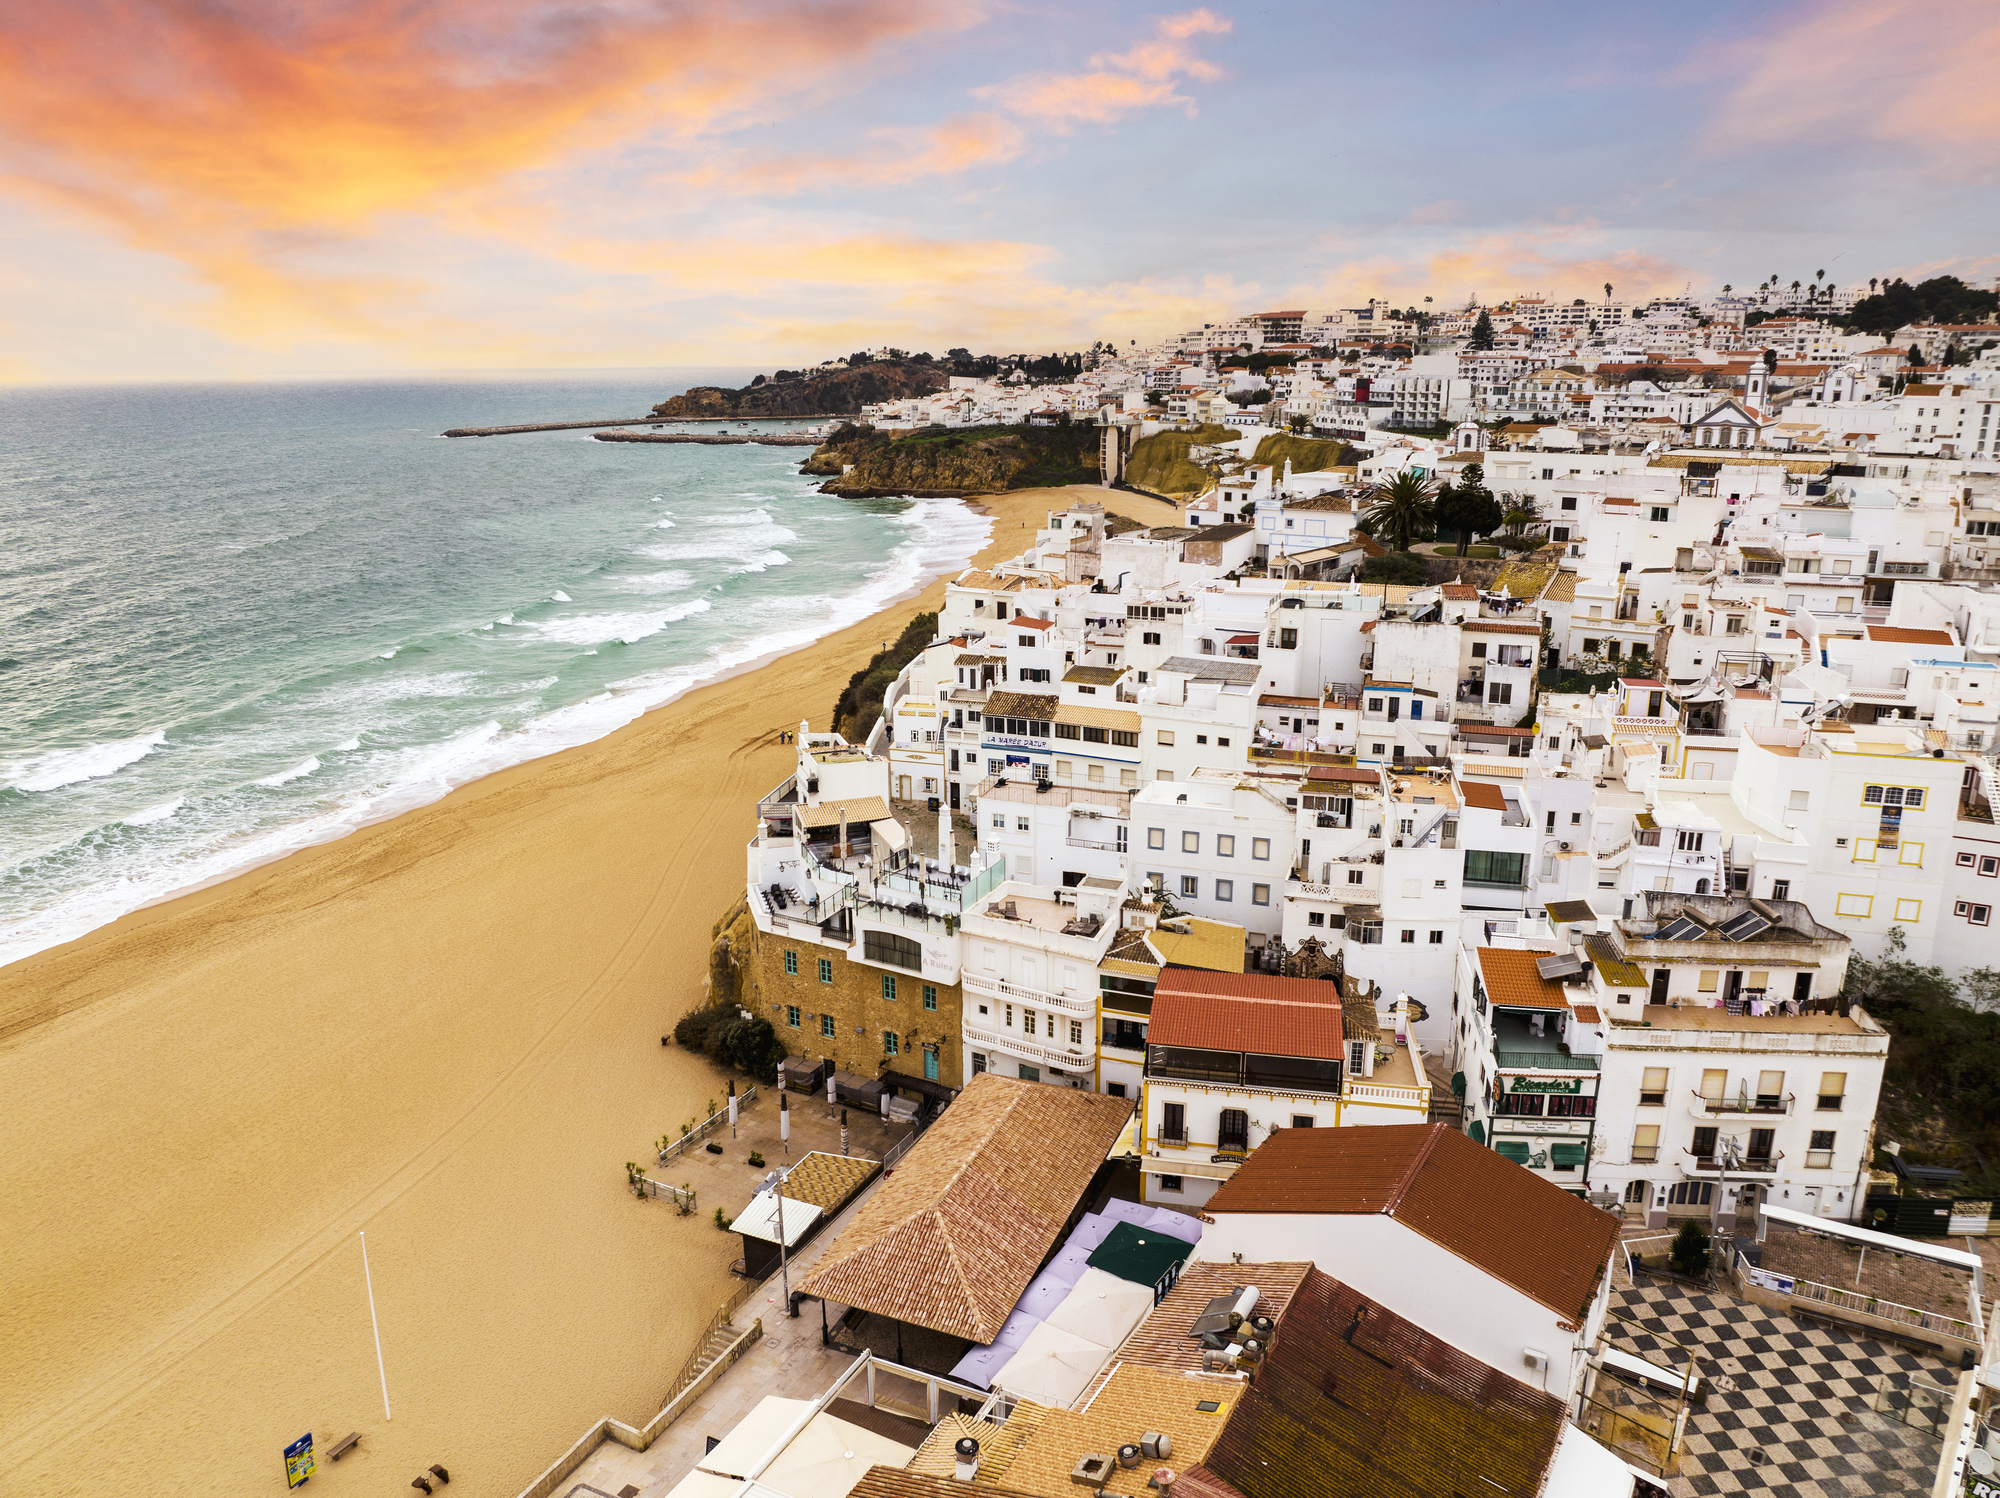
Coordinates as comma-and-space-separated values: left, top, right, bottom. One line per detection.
0, 484, 1180, 1498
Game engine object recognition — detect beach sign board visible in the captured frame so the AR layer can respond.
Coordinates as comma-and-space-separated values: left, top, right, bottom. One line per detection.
284, 1433, 315, 1488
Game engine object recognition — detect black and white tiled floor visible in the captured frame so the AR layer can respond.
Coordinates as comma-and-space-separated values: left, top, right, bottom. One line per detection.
1610, 1283, 1951, 1497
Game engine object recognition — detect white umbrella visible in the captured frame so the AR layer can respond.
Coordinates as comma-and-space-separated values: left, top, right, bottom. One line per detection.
1045, 1267, 1155, 1350
992, 1321, 1111, 1408
761, 1410, 918, 1498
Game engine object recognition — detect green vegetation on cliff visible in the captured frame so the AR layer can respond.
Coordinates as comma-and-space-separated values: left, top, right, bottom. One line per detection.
811, 424, 1099, 496
653, 364, 949, 419
831, 611, 940, 744
1250, 432, 1353, 474
1122, 424, 1234, 496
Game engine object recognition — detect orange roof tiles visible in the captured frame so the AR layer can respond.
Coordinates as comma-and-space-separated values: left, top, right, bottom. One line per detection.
1458, 781, 1507, 811
1150, 970, 1344, 1059
1461, 620, 1541, 635
1476, 947, 1573, 1011
1203, 1126, 1619, 1325
1867, 625, 1956, 646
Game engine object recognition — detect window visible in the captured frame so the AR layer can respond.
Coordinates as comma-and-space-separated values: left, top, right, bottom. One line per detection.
1055, 722, 1081, 741
1147, 827, 1165, 849
1196, 735, 1208, 745
1157, 1174, 1183, 1192
1959, 852, 1978, 868
1217, 737, 1231, 748
1218, 1108, 1250, 1153
1463, 850, 1527, 887
1488, 682, 1513, 705
863, 931, 923, 971
1471, 642, 1488, 660
1252, 882, 1272, 906
1217, 834, 1235, 857
1181, 876, 1199, 898
1216, 879, 1234, 901
1983, 857, 2000, 877
1771, 880, 1790, 900
1666, 1181, 1713, 1207
786, 1005, 800, 1028
1817, 1072, 1844, 1111
1400, 929, 1415, 944
1640, 1067, 1668, 1106
884, 1030, 899, 1055
1676, 830, 1705, 853
1252, 838, 1271, 860
1348, 869, 1364, 884
991, 813, 1006, 829
1835, 893, 1873, 918
1112, 730, 1139, 747
922, 984, 937, 1010
821, 1014, 836, 1038
1972, 904, 1993, 926
1894, 898, 1922, 922
1022, 1011, 1035, 1037
1807, 1130, 1835, 1169
1157, 730, 1175, 746
1182, 831, 1200, 853
1429, 930, 1445, 944
1160, 1102, 1187, 1144
1632, 1124, 1660, 1163
1699, 1070, 1726, 1102
784, 949, 798, 976
818, 958, 834, 984
1650, 506, 1670, 522
882, 975, 897, 1002
1142, 631, 1161, 645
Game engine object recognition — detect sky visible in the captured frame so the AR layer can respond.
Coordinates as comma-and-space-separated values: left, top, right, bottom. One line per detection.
0, 0, 1995, 384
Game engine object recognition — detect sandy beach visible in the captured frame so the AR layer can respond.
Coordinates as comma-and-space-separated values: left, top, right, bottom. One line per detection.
0, 483, 1182, 1498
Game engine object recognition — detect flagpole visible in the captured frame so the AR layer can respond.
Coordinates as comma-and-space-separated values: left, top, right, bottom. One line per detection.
359, 1232, 392, 1421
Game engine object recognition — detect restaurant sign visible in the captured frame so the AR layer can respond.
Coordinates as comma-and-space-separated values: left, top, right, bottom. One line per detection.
1508, 1076, 1583, 1094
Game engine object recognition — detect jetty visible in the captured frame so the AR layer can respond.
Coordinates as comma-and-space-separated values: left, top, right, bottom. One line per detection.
593, 432, 822, 447
442, 415, 842, 437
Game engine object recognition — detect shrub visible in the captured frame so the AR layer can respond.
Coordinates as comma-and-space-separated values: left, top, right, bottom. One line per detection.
1360, 551, 1430, 586
674, 1006, 727, 1051
1670, 1218, 1710, 1278
707, 1013, 789, 1081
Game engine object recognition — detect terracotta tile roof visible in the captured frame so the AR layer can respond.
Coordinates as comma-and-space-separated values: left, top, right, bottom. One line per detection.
1147, 917, 1248, 974
1012, 616, 1055, 631
984, 690, 1058, 720
1619, 676, 1668, 688
1457, 723, 1537, 736
1203, 1127, 1619, 1326
1150, 970, 1342, 1057
1476, 946, 1573, 1011
1258, 693, 1318, 707
1077, 1261, 1311, 1397
1460, 619, 1541, 634
799, 797, 895, 829
1305, 765, 1379, 784
1867, 625, 1956, 646
1441, 584, 1478, 599
1187, 1267, 1566, 1498
1572, 1004, 1603, 1022
1457, 781, 1507, 811
851, 1469, 1040, 1498
798, 1075, 1133, 1342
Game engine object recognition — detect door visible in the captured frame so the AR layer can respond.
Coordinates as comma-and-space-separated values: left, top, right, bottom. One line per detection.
1793, 972, 1812, 1006
898, 775, 911, 799
1020, 957, 1040, 995
948, 782, 960, 811
1387, 698, 1400, 722
1723, 970, 1744, 1004
1018, 1064, 1040, 1083
1747, 1128, 1775, 1162
923, 1045, 939, 1082
1649, 968, 1670, 1004
1799, 1186, 1821, 1217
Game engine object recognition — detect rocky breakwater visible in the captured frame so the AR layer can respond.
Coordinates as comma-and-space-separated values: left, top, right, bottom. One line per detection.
803, 423, 1100, 498
594, 431, 821, 446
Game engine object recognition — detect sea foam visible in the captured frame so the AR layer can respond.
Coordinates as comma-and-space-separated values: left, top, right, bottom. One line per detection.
4, 730, 166, 794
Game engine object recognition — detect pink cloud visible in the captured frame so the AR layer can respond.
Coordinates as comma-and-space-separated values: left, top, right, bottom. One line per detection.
978, 9, 1231, 129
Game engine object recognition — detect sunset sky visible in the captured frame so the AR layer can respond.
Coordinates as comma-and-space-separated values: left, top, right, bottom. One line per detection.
1, 0, 1995, 383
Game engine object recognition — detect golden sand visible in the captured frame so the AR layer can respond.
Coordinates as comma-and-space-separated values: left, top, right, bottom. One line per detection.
0, 485, 1182, 1498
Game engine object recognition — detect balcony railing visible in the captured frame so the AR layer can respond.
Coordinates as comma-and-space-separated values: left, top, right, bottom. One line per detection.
1493, 1049, 1599, 1071
1686, 1153, 1779, 1174
1695, 1091, 1794, 1115
1065, 834, 1126, 852
965, 1017, 1091, 1072
962, 969, 1097, 1019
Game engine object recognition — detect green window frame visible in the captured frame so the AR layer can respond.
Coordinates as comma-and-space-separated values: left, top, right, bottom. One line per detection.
820, 1014, 836, 1038
922, 984, 938, 1010
818, 958, 833, 984
784, 949, 798, 975
884, 1030, 900, 1055
785, 1005, 800, 1028
882, 974, 897, 1002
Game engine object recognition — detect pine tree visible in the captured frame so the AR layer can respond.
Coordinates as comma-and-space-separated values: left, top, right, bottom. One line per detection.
1468, 310, 1495, 351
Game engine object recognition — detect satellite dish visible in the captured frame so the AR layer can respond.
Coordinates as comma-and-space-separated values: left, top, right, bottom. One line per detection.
1971, 1450, 1996, 1477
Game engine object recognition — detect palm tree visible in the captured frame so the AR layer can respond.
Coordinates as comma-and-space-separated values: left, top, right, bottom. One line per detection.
1722, 283, 1732, 296
1604, 282, 1613, 302
1358, 470, 1439, 554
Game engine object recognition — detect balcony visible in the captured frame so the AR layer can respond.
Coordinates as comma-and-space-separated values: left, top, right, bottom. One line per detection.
1685, 1153, 1780, 1175
962, 969, 1097, 1020
1694, 1091, 1794, 1116
964, 1016, 1092, 1073
1065, 834, 1127, 852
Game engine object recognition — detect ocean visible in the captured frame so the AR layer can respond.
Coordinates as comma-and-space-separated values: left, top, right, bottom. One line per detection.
0, 371, 989, 968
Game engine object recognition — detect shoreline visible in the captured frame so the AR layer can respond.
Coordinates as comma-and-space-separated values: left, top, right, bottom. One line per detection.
0, 482, 1179, 1498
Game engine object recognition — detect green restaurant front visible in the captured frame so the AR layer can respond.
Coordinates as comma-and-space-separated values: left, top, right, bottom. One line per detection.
1487, 1070, 1598, 1197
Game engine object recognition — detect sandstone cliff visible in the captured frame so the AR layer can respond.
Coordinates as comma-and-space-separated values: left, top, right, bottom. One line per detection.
652, 363, 950, 419
808, 425, 1099, 497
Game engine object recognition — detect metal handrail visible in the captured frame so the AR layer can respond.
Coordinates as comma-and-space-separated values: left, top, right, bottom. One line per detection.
659, 1086, 760, 1163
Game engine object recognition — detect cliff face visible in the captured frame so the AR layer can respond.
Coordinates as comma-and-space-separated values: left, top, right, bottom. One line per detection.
809, 425, 1100, 496
652, 364, 950, 419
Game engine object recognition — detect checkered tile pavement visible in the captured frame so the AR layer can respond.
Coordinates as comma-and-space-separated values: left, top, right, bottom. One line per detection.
1610, 1282, 1951, 1497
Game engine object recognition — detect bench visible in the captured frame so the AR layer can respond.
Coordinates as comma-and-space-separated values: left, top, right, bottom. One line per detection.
326, 1431, 361, 1461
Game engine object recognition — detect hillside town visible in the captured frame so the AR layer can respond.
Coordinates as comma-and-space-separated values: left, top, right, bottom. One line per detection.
619, 277, 2000, 1498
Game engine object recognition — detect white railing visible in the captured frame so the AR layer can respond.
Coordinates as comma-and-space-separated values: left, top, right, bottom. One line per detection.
964, 1019, 1092, 1072
1743, 1255, 1984, 1346
962, 970, 1098, 1019
1344, 1082, 1429, 1107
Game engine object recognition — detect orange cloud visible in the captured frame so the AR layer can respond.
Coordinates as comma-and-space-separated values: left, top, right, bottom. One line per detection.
666, 112, 1026, 196
0, 0, 978, 338
1717, 0, 2000, 174
1297, 229, 1689, 311
978, 8, 1230, 129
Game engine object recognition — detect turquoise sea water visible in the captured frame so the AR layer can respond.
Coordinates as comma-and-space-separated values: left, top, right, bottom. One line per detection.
0, 372, 989, 968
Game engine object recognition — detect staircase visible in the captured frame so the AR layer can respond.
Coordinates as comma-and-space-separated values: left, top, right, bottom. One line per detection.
662, 1303, 750, 1410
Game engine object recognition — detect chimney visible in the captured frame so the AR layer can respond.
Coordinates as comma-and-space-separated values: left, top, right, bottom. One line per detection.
838, 807, 849, 861
953, 1437, 979, 1482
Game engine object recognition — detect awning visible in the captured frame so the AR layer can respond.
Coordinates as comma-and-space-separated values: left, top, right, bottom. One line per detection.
1551, 1143, 1588, 1167
1451, 1071, 1467, 1098
1494, 1140, 1530, 1163
881, 1068, 958, 1104
1467, 1119, 1485, 1144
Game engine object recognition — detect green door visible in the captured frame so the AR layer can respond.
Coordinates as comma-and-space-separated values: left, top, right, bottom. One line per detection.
1019, 1064, 1041, 1083
924, 1047, 939, 1082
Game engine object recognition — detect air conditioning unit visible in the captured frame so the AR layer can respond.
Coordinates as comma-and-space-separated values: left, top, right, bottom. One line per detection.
1523, 1348, 1550, 1374
1559, 841, 1572, 852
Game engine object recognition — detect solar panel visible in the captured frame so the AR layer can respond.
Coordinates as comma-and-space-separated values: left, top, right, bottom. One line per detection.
1654, 916, 1706, 941
1719, 911, 1772, 942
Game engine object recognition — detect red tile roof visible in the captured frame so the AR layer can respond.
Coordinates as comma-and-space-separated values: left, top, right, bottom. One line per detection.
1306, 765, 1380, 784
1187, 1267, 1567, 1498
1011, 616, 1055, 631
1203, 1126, 1620, 1325
1619, 676, 1667, 687
1867, 625, 1956, 646
1476, 946, 1573, 1011
1458, 781, 1507, 811
1150, 970, 1344, 1059
1461, 620, 1541, 635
